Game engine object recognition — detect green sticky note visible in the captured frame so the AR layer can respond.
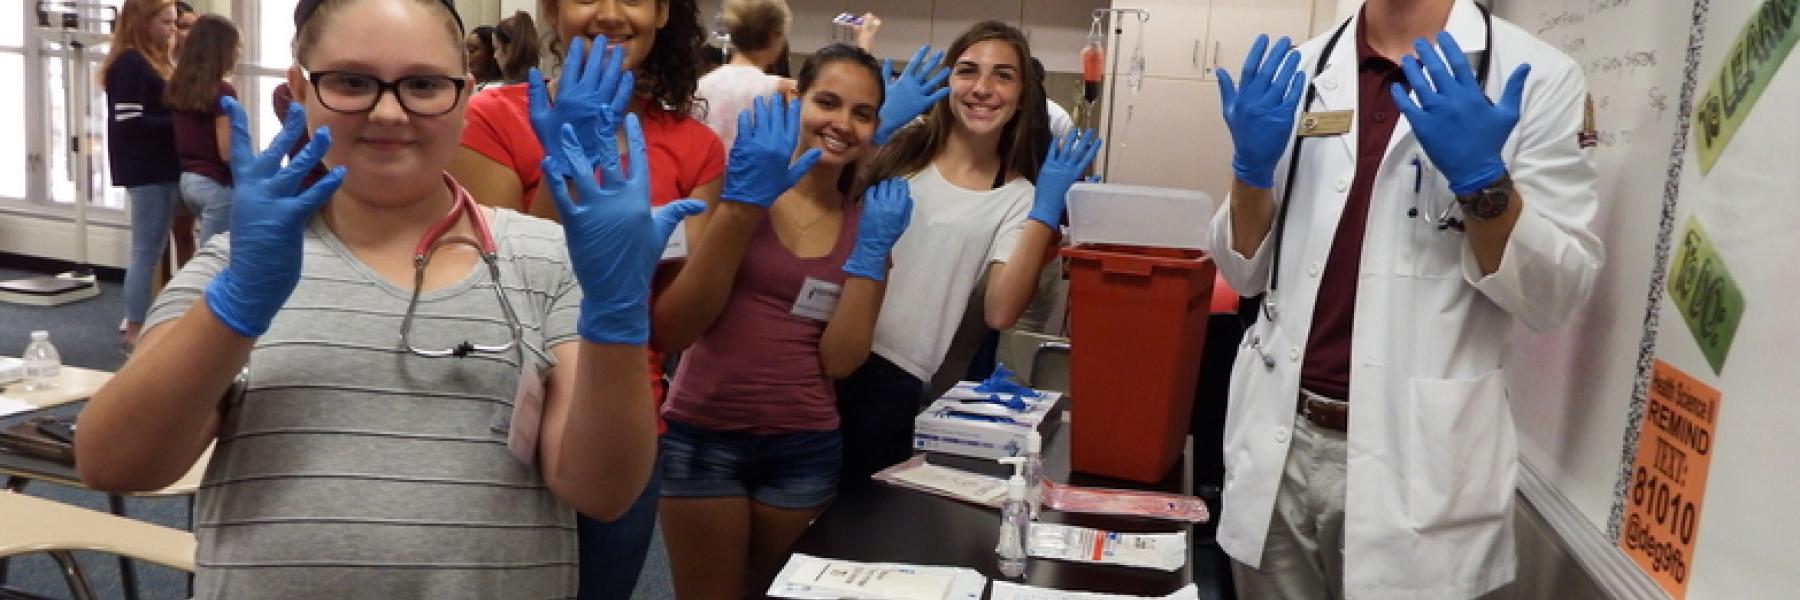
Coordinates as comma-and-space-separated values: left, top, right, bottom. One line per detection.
1693, 0, 1800, 174
1666, 217, 1745, 375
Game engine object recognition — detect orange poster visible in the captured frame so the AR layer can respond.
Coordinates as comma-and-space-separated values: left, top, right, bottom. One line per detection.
1617, 360, 1722, 599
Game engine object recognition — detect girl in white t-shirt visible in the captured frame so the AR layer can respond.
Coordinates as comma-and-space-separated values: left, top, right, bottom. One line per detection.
837, 20, 1100, 485
695, 0, 797, 148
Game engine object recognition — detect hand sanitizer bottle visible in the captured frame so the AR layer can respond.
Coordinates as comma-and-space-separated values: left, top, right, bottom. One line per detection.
996, 457, 1030, 578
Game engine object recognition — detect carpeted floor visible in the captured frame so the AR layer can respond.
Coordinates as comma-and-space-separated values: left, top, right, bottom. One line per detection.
0, 262, 675, 599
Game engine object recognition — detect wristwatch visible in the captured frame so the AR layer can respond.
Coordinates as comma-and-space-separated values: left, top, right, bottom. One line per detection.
1457, 175, 1512, 221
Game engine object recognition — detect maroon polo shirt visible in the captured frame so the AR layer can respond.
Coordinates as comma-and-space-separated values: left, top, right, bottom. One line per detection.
1298, 17, 1410, 402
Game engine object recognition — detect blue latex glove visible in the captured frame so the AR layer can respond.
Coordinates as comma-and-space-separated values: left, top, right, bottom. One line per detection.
1215, 35, 1306, 189
1393, 32, 1530, 196
542, 118, 706, 344
842, 177, 913, 281
874, 45, 950, 145
1029, 129, 1104, 228
203, 97, 346, 337
528, 36, 633, 173
722, 95, 822, 208
974, 363, 1040, 398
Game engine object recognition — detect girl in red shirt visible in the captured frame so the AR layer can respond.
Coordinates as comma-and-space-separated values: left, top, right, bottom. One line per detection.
447, 1, 721, 598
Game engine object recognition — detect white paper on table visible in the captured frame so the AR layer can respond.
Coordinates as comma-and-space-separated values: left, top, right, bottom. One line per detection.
990, 581, 1200, 600
0, 395, 37, 418
887, 460, 1010, 506
767, 553, 986, 600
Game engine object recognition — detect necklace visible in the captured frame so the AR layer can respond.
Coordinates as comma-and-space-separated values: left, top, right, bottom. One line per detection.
779, 203, 838, 234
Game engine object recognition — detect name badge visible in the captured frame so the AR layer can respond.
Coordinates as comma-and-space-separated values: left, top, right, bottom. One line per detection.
660, 222, 688, 262
791, 277, 843, 321
505, 361, 546, 466
1297, 110, 1353, 137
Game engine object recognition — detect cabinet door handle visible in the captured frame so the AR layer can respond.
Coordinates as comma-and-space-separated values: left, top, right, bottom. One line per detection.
1213, 41, 1222, 70
1192, 40, 1201, 66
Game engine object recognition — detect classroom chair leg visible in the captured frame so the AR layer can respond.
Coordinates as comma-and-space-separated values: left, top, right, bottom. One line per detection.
48, 551, 96, 600
105, 495, 141, 600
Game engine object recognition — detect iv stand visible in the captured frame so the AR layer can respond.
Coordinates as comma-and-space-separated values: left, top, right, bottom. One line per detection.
1092, 8, 1148, 182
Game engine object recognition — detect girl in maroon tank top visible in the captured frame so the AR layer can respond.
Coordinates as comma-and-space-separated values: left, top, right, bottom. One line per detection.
652, 43, 916, 599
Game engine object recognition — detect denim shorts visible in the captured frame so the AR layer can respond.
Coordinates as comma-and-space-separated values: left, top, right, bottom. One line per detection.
659, 419, 841, 509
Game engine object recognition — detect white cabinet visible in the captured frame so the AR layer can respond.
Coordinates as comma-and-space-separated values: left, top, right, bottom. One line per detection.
1201, 0, 1316, 81
1095, 76, 1231, 200
781, 0, 852, 54
1022, 0, 1097, 74
930, 0, 1023, 52
1111, 0, 1213, 80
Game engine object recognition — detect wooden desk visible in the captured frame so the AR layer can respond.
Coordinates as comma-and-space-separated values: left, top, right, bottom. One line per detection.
0, 361, 113, 410
0, 491, 194, 600
0, 359, 208, 600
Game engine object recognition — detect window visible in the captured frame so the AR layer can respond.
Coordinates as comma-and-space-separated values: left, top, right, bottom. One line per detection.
0, 53, 24, 201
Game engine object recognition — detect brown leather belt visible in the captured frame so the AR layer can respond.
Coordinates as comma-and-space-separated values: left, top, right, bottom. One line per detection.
1297, 389, 1348, 433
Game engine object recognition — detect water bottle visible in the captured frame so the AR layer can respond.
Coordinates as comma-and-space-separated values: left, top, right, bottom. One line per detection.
23, 330, 61, 391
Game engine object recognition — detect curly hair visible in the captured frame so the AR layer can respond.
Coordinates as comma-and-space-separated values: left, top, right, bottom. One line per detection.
538, 0, 705, 115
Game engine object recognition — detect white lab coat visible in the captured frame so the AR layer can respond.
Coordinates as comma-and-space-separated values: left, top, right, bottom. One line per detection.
1206, 2, 1604, 598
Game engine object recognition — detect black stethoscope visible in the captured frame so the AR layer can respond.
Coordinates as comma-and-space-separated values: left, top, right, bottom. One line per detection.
1245, 5, 1493, 369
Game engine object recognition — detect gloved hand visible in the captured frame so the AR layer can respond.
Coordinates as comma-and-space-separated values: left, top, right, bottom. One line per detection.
203, 96, 345, 337
974, 363, 1040, 398
1029, 129, 1103, 228
528, 36, 634, 173
1215, 35, 1305, 189
874, 45, 950, 145
543, 118, 705, 345
842, 177, 913, 281
1393, 32, 1529, 196
722, 95, 821, 208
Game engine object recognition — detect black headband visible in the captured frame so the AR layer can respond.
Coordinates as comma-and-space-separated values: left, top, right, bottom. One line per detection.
294, 0, 465, 34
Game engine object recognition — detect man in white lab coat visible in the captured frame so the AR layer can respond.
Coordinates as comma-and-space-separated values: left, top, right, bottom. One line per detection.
1205, 0, 1603, 598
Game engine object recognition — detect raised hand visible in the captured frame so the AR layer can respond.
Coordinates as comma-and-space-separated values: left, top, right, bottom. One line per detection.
722, 95, 821, 209
842, 178, 913, 281
528, 36, 634, 173
542, 116, 702, 345
203, 96, 345, 337
874, 44, 950, 145
1029, 129, 1104, 228
1216, 35, 1305, 189
1392, 32, 1529, 196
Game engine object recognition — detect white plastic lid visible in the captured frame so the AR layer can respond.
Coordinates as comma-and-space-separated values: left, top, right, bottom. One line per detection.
1026, 430, 1042, 454
30, 331, 48, 341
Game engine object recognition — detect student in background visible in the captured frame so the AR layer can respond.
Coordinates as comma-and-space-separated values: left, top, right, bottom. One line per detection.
491, 11, 539, 85
449, 1, 723, 597
167, 0, 199, 268
166, 14, 240, 248
77, 0, 700, 597
838, 21, 1099, 486
467, 25, 503, 89
105, 0, 179, 351
657, 45, 912, 599
696, 0, 793, 148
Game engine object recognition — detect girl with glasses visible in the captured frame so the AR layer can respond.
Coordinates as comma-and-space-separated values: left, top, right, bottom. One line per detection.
76, 1, 698, 597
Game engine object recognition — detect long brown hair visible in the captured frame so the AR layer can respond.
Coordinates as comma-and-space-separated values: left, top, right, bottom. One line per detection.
164, 15, 239, 111
102, 0, 175, 80
860, 20, 1049, 190
494, 11, 540, 82
537, 0, 705, 115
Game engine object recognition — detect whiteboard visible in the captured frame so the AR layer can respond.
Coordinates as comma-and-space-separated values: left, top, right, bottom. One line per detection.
1496, 0, 1800, 598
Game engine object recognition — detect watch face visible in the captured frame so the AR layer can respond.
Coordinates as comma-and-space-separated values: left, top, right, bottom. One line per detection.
1471, 188, 1509, 220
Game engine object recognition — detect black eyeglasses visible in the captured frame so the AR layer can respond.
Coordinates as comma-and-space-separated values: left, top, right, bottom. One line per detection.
304, 70, 468, 117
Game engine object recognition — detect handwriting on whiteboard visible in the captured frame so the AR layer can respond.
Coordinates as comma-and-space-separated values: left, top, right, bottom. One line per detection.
1535, 0, 1639, 35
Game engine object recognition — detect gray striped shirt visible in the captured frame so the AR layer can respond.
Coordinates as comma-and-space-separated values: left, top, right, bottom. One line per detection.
147, 209, 584, 599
